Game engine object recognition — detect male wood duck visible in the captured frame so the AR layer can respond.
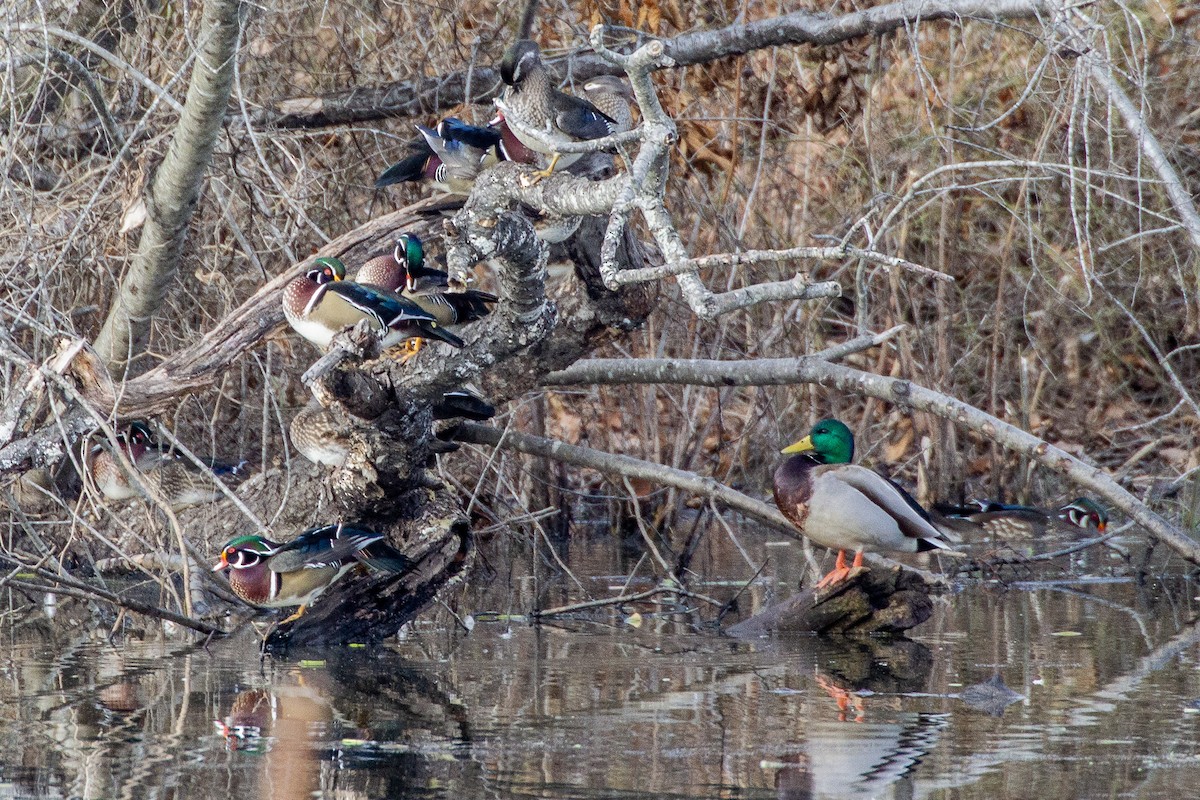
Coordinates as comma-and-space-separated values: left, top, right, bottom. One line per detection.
499, 39, 617, 178
773, 418, 960, 589
490, 109, 539, 165
375, 118, 503, 195
118, 421, 251, 511
933, 496, 1107, 539
282, 256, 464, 355
84, 421, 156, 501
212, 523, 411, 622
358, 233, 497, 329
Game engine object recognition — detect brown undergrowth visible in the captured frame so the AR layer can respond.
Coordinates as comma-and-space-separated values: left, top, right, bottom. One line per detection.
2, 0, 1199, 616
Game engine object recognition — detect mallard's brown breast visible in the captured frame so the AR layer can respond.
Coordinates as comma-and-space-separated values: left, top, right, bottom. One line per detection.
773, 454, 816, 530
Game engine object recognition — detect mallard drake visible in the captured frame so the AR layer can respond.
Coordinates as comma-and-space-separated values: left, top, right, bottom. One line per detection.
773, 418, 960, 589
212, 523, 410, 622
498, 40, 617, 178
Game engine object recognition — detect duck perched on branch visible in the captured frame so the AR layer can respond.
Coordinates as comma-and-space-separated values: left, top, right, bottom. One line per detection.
374, 118, 502, 195
498, 39, 617, 178
282, 256, 463, 358
212, 523, 410, 623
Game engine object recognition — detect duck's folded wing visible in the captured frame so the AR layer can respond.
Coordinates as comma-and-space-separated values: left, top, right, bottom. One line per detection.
828, 465, 949, 544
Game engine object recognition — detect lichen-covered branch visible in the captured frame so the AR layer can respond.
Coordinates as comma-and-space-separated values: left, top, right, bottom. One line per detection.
91, 0, 242, 378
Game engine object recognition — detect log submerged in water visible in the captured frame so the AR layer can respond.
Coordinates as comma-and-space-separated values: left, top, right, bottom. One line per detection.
725, 566, 934, 636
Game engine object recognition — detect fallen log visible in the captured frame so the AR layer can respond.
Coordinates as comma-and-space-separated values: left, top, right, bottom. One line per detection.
725, 566, 933, 636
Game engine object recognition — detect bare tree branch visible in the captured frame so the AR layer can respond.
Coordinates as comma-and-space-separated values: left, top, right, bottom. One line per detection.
454, 421, 797, 537
1054, 10, 1200, 293
250, 0, 1049, 130
544, 355, 1200, 565
91, 0, 242, 378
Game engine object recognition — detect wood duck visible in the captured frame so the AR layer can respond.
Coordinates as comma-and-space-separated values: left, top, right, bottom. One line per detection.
290, 403, 350, 468
282, 256, 464, 354
433, 388, 496, 421
498, 40, 617, 177
84, 422, 156, 501
375, 118, 503, 195
212, 523, 411, 621
773, 419, 960, 589
358, 233, 497, 328
126, 421, 250, 509
290, 389, 494, 468
490, 109, 539, 165
582, 75, 636, 134
933, 496, 1107, 539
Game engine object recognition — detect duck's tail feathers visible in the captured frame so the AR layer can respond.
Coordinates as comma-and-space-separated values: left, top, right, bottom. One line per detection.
443, 290, 497, 323
916, 537, 965, 557
433, 389, 495, 421
375, 147, 435, 188
418, 322, 465, 348
356, 540, 413, 573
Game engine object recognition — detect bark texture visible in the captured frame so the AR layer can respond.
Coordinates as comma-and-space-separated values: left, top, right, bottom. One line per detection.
725, 567, 934, 636
92, 0, 242, 378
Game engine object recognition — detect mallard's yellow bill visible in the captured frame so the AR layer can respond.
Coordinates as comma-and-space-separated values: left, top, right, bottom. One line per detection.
781, 435, 815, 454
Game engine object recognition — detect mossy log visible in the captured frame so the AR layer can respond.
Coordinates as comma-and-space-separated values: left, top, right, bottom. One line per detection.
725, 566, 934, 636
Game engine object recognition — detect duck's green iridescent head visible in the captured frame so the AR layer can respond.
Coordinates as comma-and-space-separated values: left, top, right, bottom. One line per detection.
311, 257, 346, 283
395, 233, 424, 267
1060, 497, 1107, 531
212, 534, 273, 572
781, 418, 855, 465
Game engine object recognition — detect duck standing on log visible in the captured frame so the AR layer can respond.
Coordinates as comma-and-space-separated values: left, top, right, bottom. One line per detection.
773, 418, 961, 589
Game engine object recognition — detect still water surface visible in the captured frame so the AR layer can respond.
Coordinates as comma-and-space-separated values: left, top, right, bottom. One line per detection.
1, 527, 1198, 799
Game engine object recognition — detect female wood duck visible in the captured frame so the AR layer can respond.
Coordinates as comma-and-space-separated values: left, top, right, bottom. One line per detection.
582, 75, 636, 134
357, 233, 497, 327
499, 39, 617, 177
375, 118, 503, 195
212, 523, 411, 621
933, 497, 1107, 539
290, 389, 494, 468
773, 418, 960, 589
121, 421, 251, 511
289, 403, 350, 468
281, 256, 464, 354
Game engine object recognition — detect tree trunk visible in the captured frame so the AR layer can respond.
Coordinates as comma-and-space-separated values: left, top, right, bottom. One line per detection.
92, 0, 242, 379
